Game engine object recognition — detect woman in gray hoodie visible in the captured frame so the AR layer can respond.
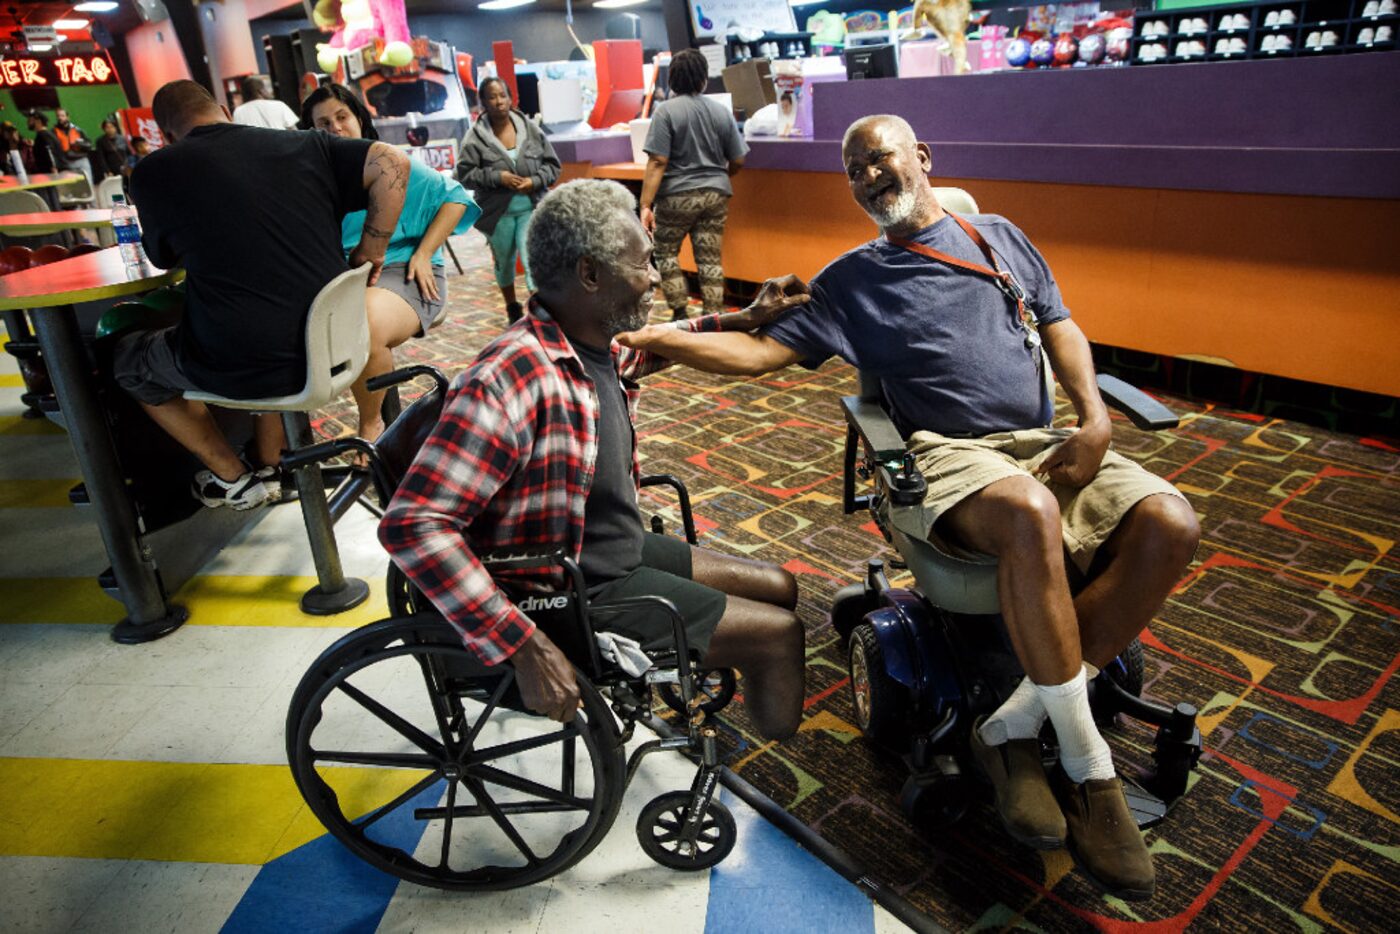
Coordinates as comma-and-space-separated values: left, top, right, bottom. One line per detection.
457, 77, 562, 322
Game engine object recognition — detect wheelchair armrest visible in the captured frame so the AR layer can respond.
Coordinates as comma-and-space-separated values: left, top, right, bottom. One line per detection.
280, 437, 377, 472
479, 548, 570, 573
841, 395, 906, 462
366, 364, 449, 395
1096, 374, 1179, 431
639, 474, 698, 544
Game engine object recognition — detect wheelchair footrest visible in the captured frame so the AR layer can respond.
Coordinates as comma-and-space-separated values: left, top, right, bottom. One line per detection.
1122, 781, 1169, 830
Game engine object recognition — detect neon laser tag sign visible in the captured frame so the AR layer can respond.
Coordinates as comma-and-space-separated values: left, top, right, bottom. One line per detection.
0, 53, 118, 89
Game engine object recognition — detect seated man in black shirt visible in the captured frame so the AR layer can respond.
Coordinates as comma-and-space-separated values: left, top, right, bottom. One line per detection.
113, 80, 410, 509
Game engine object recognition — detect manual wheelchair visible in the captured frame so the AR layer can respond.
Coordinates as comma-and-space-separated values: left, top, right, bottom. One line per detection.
280, 366, 743, 890
831, 369, 1203, 832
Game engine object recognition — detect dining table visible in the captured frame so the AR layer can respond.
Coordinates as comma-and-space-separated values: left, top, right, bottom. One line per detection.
0, 171, 89, 210
0, 246, 191, 642
0, 208, 114, 238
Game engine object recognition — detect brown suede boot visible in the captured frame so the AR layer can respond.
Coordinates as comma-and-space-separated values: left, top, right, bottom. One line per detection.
1053, 770, 1156, 901
969, 717, 1066, 849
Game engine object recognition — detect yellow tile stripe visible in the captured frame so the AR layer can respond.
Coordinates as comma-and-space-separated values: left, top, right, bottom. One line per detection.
0, 477, 81, 509
0, 415, 64, 437
0, 575, 388, 626
0, 374, 24, 387
0, 757, 431, 864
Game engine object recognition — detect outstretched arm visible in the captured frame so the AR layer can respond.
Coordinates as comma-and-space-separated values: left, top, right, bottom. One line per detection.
351, 141, 411, 286
1038, 318, 1110, 488
617, 275, 810, 375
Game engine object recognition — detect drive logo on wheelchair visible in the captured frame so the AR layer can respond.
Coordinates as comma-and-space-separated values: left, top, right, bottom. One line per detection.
517, 594, 572, 613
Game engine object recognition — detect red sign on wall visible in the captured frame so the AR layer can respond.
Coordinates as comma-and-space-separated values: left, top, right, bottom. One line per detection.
0, 52, 119, 89
118, 108, 166, 149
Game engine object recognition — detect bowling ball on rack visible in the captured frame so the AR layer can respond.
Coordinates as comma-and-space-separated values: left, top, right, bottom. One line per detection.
68, 243, 103, 257
0, 245, 33, 274
1030, 38, 1055, 66
1106, 27, 1133, 62
1053, 34, 1079, 65
1005, 37, 1032, 67
30, 245, 70, 266
1079, 33, 1107, 64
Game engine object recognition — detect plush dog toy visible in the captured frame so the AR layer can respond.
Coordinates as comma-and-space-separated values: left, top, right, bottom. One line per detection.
905, 0, 973, 74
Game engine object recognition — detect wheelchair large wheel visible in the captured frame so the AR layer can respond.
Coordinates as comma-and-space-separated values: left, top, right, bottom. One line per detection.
287, 616, 626, 891
848, 623, 908, 749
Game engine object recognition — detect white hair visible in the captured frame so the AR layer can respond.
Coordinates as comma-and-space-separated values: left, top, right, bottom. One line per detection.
526, 179, 638, 292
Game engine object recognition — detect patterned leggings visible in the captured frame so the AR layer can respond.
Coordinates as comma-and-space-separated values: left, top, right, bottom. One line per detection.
652, 188, 730, 316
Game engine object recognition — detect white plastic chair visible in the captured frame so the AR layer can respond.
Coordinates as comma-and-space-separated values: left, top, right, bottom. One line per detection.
185, 264, 373, 614
0, 190, 49, 216
933, 187, 979, 214
94, 176, 125, 246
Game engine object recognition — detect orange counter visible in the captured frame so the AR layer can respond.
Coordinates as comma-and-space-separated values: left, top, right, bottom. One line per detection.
570, 160, 1399, 399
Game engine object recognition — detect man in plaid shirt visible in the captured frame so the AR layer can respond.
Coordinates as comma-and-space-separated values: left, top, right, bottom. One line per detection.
380, 180, 809, 738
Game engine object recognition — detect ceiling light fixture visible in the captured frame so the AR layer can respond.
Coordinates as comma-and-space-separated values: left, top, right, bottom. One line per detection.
54, 19, 91, 29
594, 0, 647, 8
478, 0, 537, 10
29, 43, 53, 51
73, 2, 120, 12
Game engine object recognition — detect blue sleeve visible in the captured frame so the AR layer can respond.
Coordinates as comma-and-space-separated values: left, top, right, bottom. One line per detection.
993, 217, 1070, 326
758, 272, 852, 370
414, 159, 482, 237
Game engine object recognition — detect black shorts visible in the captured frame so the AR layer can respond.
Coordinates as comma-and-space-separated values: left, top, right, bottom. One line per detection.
590, 533, 727, 660
111, 326, 204, 406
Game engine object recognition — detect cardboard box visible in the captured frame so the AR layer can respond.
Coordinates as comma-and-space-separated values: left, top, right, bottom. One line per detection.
721, 59, 777, 120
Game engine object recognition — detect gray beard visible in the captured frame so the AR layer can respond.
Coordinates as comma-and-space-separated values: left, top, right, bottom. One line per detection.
602, 302, 649, 338
864, 186, 920, 230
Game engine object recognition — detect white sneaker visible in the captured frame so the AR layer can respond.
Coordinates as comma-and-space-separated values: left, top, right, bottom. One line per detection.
1378, 25, 1394, 41
1276, 34, 1294, 49
1381, 0, 1397, 14
1279, 9, 1297, 25
1230, 37, 1247, 52
1359, 26, 1376, 42
1214, 38, 1229, 53
192, 468, 272, 511
1262, 34, 1277, 51
1305, 30, 1322, 48
1321, 30, 1339, 46
1265, 11, 1279, 26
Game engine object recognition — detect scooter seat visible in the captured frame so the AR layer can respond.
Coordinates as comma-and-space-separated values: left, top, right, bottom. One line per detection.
887, 508, 1001, 614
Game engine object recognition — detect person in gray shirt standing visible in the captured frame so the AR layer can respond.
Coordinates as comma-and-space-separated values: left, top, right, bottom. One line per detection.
640, 48, 748, 320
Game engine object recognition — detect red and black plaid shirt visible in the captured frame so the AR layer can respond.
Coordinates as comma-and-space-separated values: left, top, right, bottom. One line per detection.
378, 303, 722, 665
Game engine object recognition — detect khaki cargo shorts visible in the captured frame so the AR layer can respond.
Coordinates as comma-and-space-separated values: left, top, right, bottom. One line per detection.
904, 427, 1187, 574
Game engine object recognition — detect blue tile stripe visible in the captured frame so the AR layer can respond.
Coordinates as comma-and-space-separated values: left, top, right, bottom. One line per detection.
704, 789, 876, 934
221, 782, 443, 934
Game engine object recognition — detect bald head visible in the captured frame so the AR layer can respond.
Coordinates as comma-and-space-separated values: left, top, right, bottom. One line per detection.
842, 114, 917, 157
152, 80, 226, 143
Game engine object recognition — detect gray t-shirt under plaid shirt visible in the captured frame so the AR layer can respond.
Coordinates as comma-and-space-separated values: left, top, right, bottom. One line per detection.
644, 94, 748, 198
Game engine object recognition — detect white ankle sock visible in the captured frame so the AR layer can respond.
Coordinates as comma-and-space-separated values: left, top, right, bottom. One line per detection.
1035, 666, 1115, 783
979, 676, 1046, 745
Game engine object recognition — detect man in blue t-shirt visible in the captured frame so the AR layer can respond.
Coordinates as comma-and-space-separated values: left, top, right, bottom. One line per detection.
619, 114, 1199, 900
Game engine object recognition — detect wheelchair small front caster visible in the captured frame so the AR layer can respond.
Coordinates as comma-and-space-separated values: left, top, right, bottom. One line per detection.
636, 791, 737, 870
899, 755, 970, 832
658, 668, 736, 716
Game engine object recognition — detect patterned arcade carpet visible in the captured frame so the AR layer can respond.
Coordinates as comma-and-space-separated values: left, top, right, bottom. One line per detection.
327, 232, 1400, 933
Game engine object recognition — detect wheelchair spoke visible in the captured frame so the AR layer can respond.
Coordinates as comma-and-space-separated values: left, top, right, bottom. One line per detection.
438, 778, 457, 869
462, 670, 515, 749
469, 763, 592, 811
464, 723, 579, 766
463, 776, 539, 866
336, 680, 447, 759
413, 655, 460, 756
313, 749, 439, 769
354, 770, 442, 832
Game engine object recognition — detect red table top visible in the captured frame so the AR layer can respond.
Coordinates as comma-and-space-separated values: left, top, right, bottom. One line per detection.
0, 246, 181, 310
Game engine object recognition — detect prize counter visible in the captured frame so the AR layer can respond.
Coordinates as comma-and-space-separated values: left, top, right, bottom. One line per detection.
552, 51, 1400, 398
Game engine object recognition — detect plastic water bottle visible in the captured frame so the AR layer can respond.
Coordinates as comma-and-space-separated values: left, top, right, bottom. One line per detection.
110, 193, 144, 269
